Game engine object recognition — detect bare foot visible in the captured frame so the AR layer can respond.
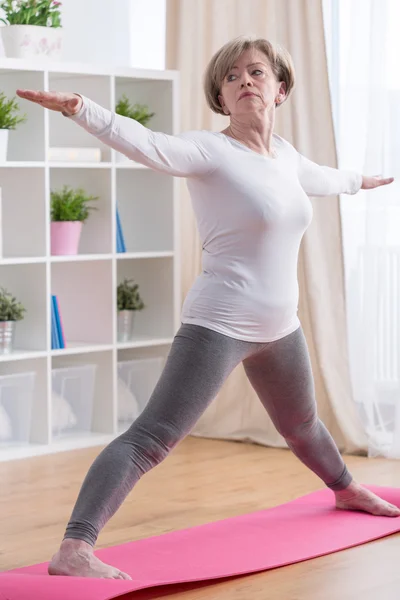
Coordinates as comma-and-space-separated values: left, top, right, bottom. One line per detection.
48, 538, 132, 579
335, 481, 400, 517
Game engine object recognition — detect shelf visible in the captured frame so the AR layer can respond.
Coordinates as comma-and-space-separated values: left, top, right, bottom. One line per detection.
48, 161, 113, 169
114, 161, 149, 169
0, 161, 46, 168
51, 343, 113, 356
0, 257, 46, 265
116, 251, 174, 259
0, 442, 51, 462
0, 433, 116, 462
50, 254, 112, 263
0, 59, 179, 462
117, 336, 174, 349
0, 349, 47, 363
50, 432, 115, 452
0, 58, 178, 82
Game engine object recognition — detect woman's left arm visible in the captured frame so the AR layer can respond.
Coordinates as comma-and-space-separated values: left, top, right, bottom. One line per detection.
297, 152, 394, 196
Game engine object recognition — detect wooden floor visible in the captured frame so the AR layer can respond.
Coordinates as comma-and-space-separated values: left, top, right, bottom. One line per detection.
1, 436, 400, 599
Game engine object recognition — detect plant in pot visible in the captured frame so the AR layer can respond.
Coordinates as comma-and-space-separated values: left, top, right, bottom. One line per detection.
0, 0, 63, 59
117, 278, 145, 342
115, 95, 155, 126
115, 95, 155, 162
0, 92, 27, 162
0, 286, 26, 354
50, 185, 98, 255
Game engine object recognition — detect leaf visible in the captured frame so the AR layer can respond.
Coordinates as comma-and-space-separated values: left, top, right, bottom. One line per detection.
50, 185, 99, 222
0, 92, 27, 130
115, 95, 155, 126
117, 278, 145, 311
0, 0, 62, 27
0, 286, 26, 321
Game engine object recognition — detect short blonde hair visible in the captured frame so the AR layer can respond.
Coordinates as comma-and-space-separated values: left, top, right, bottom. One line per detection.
203, 35, 296, 115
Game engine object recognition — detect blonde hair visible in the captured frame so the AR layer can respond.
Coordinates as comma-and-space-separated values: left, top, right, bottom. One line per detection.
203, 35, 296, 115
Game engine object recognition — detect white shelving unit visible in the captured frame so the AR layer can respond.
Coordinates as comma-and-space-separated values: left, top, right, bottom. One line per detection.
0, 58, 181, 462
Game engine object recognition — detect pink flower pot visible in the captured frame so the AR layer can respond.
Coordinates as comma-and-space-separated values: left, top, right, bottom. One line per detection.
51, 221, 83, 255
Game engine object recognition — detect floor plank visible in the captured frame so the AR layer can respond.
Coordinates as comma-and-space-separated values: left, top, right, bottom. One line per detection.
1, 436, 400, 598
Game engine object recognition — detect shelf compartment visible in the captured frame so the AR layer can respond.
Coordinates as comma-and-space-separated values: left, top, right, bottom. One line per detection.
113, 77, 173, 164
49, 167, 112, 255
51, 350, 114, 440
51, 363, 96, 439
0, 357, 48, 451
117, 355, 165, 431
116, 169, 174, 253
48, 73, 112, 162
0, 371, 35, 447
1, 70, 46, 161
117, 257, 175, 341
117, 335, 173, 349
0, 263, 47, 352
51, 260, 113, 347
0, 167, 46, 259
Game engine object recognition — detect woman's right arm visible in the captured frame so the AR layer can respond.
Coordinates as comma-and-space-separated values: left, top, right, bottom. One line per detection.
16, 90, 216, 177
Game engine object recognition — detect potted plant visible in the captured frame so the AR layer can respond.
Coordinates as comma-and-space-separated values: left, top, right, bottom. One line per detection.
0, 0, 63, 59
115, 95, 155, 162
115, 95, 155, 126
50, 185, 98, 255
0, 286, 26, 354
117, 278, 145, 342
0, 92, 27, 162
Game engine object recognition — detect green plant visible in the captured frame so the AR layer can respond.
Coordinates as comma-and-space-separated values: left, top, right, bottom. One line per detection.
50, 185, 98, 222
0, 0, 62, 27
0, 286, 26, 321
0, 92, 27, 129
115, 94, 155, 126
117, 278, 145, 311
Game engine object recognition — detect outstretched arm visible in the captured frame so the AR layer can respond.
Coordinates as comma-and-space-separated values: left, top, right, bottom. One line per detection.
296, 152, 394, 196
16, 90, 216, 177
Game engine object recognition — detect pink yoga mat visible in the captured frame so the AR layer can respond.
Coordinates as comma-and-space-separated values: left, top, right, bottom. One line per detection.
2, 484, 400, 600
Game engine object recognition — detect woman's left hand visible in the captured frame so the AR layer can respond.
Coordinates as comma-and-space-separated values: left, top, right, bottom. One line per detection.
361, 174, 394, 189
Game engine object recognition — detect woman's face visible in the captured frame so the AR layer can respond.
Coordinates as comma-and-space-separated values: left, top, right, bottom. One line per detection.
218, 48, 285, 117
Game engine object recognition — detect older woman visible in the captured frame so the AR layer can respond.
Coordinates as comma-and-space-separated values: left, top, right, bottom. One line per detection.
17, 35, 397, 580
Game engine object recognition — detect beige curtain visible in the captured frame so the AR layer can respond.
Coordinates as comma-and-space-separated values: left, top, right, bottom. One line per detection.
166, 0, 368, 454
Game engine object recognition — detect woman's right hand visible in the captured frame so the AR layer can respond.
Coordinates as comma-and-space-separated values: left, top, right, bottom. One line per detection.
15, 89, 83, 116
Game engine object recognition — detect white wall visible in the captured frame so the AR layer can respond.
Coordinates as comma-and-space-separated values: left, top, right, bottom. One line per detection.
60, 0, 132, 65
0, 0, 166, 69
130, 0, 166, 70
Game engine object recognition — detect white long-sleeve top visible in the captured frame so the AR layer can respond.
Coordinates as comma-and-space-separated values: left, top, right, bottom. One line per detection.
69, 96, 362, 342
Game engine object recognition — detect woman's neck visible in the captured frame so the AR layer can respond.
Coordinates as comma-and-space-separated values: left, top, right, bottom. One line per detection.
222, 113, 276, 157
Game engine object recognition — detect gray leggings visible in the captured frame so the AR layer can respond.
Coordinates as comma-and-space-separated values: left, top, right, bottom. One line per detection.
64, 323, 352, 547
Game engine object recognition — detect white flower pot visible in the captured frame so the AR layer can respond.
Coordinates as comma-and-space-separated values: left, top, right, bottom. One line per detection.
117, 310, 135, 342
0, 25, 63, 60
0, 321, 16, 354
0, 130, 9, 162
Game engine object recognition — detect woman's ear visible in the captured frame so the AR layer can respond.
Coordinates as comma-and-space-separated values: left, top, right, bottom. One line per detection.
218, 94, 230, 115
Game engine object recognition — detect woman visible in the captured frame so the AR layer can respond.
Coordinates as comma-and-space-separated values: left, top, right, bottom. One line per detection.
17, 35, 398, 580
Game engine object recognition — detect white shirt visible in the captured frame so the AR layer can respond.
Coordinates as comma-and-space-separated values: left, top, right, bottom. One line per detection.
70, 97, 362, 342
